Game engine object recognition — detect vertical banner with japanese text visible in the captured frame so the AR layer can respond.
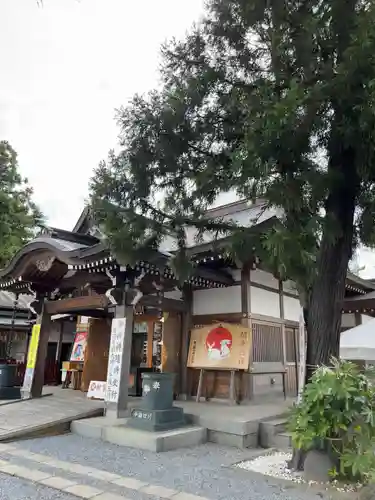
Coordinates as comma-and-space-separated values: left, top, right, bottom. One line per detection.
23, 324, 41, 391
105, 317, 126, 403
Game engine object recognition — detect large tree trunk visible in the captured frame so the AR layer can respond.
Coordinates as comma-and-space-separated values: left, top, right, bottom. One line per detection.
288, 0, 359, 473
288, 186, 357, 473
306, 159, 358, 381
306, 234, 351, 380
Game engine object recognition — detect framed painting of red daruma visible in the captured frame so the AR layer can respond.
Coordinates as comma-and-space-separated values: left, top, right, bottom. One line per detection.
187, 323, 251, 370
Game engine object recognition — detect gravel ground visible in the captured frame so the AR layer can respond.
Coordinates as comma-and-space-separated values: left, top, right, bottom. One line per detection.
8, 435, 340, 500
0, 472, 77, 500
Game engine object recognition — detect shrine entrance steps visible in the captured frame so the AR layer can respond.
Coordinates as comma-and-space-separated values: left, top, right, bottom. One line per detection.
72, 417, 206, 452
0, 387, 104, 442
258, 417, 292, 449
72, 397, 292, 451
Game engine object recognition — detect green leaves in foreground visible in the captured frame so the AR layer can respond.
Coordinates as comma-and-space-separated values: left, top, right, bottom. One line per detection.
289, 359, 375, 482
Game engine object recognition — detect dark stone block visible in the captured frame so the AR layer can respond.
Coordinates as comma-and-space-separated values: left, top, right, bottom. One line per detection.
359, 484, 375, 500
127, 407, 185, 432
0, 386, 21, 400
0, 364, 18, 388
127, 372, 187, 432
141, 372, 174, 411
303, 450, 334, 483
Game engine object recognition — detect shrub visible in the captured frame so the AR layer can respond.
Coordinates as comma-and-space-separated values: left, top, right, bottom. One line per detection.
288, 358, 375, 482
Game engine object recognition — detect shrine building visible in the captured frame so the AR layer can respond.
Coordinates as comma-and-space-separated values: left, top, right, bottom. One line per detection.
0, 198, 373, 413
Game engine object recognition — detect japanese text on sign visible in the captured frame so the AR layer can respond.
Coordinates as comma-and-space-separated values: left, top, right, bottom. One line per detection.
105, 317, 126, 403
87, 380, 106, 400
132, 409, 152, 420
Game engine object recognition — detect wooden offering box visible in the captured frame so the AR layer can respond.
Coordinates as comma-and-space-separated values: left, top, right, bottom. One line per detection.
62, 361, 83, 371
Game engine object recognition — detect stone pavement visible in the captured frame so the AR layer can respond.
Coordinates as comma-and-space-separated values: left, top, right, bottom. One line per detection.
0, 388, 104, 441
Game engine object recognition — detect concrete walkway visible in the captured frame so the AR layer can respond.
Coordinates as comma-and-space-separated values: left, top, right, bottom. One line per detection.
0, 387, 104, 441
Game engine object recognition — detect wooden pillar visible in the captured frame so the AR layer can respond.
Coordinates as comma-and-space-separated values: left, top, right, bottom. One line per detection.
279, 280, 287, 364
240, 265, 251, 326
241, 264, 253, 399
179, 285, 192, 400
105, 289, 134, 420
279, 280, 288, 396
55, 321, 64, 364
82, 318, 111, 392
22, 297, 52, 398
24, 330, 31, 363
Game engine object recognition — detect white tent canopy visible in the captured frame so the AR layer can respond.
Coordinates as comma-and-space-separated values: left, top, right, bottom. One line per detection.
340, 318, 375, 361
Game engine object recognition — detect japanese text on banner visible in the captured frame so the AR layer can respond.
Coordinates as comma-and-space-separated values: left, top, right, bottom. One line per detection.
105, 317, 126, 403
26, 324, 41, 370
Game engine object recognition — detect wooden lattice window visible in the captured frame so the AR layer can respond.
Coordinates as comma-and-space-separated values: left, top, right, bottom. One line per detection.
252, 321, 283, 362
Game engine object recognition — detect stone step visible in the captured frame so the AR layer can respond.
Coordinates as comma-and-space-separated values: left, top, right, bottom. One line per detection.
71, 416, 115, 440
272, 432, 293, 450
72, 418, 207, 452
258, 418, 288, 448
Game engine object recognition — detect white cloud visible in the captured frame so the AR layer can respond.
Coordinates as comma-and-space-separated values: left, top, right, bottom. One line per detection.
0, 0, 205, 230
357, 247, 375, 279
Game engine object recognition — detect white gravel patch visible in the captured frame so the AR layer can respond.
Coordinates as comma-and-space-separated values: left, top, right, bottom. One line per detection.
236, 452, 304, 482
236, 451, 362, 493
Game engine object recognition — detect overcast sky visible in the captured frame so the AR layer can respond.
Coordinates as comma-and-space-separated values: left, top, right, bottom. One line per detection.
2, 0, 375, 278
0, 0, 205, 228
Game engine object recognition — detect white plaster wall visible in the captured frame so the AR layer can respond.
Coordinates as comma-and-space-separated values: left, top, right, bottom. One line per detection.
284, 295, 301, 321
229, 268, 241, 282
164, 290, 183, 300
341, 313, 356, 328
251, 269, 279, 290
361, 314, 373, 324
193, 286, 241, 315
250, 287, 280, 317
10, 338, 28, 362
283, 280, 299, 296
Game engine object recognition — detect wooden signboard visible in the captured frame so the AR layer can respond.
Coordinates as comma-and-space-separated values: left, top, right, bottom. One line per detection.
87, 380, 106, 400
187, 322, 252, 371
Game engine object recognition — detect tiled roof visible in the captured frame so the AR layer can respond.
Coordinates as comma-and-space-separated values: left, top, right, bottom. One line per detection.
159, 201, 280, 252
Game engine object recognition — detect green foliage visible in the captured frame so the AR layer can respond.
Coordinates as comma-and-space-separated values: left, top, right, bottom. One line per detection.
90, 0, 375, 364
289, 359, 375, 482
90, 0, 375, 284
0, 141, 43, 268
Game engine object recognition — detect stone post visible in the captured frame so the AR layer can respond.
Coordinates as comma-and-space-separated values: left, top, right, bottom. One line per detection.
22, 297, 52, 399
105, 292, 134, 420
128, 372, 185, 431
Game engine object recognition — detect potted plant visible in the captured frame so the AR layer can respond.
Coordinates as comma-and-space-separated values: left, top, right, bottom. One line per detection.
288, 359, 375, 483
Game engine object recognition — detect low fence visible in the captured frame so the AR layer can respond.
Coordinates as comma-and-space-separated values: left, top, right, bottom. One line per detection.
15, 359, 60, 386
